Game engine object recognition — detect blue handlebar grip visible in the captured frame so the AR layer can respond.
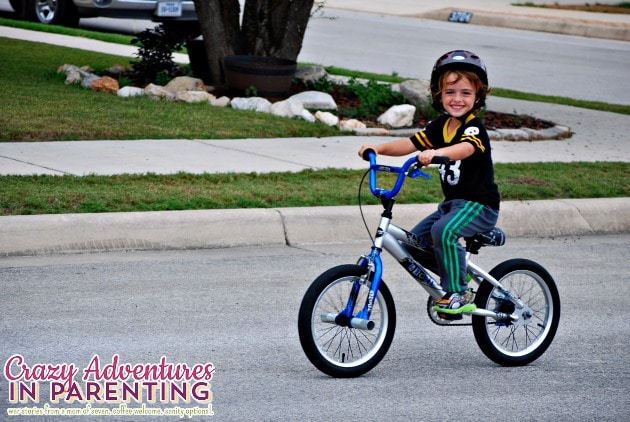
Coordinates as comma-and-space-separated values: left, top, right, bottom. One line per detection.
431, 156, 452, 165
362, 148, 376, 161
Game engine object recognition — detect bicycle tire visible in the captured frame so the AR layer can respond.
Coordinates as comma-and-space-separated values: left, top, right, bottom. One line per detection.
472, 258, 560, 366
298, 264, 396, 377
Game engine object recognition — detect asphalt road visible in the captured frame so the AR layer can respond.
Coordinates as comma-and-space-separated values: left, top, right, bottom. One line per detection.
1, 235, 628, 420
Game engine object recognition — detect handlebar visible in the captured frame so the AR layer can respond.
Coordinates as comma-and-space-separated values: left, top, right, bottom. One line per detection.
429, 155, 451, 166
362, 149, 451, 199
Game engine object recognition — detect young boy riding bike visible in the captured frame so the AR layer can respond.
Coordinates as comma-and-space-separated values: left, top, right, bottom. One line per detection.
359, 50, 501, 319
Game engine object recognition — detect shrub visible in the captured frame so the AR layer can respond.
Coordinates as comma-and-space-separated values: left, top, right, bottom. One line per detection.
130, 25, 188, 84
341, 78, 407, 118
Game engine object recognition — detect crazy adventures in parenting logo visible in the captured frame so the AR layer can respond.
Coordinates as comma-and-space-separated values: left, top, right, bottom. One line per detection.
4, 354, 215, 416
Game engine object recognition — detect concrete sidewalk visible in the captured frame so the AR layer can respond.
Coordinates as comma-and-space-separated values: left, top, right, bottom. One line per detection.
1, 97, 629, 176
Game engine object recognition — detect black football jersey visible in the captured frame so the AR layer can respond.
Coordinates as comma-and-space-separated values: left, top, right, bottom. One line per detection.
410, 113, 500, 210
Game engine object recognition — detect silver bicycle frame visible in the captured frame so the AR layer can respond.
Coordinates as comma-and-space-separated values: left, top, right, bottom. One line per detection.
372, 214, 524, 321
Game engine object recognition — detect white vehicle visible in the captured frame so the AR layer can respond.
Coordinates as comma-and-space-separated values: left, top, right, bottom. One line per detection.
9, 0, 197, 28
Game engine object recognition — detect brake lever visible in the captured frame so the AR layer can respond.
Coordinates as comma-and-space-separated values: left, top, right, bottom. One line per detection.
407, 162, 431, 179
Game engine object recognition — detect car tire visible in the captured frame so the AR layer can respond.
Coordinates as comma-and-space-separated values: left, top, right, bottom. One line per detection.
9, 0, 26, 18
24, 0, 80, 27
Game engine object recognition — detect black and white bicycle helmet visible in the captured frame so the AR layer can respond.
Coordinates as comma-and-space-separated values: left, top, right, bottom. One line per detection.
430, 50, 489, 112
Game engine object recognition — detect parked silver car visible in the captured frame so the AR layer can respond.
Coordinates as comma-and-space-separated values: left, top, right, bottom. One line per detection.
10, 0, 197, 27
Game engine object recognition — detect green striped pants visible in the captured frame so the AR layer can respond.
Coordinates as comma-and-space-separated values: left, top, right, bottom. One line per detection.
409, 200, 499, 294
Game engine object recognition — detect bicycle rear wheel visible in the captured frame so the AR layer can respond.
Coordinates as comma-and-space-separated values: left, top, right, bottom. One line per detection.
472, 258, 560, 366
298, 264, 396, 378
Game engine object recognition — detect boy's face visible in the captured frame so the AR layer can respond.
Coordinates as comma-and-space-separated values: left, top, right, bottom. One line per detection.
440, 72, 477, 119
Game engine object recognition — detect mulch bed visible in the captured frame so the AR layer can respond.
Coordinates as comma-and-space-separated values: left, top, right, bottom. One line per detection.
221, 80, 557, 130
326, 86, 556, 130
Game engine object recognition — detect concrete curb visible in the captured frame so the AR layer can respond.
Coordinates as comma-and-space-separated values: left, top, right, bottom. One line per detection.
415, 8, 630, 42
1, 198, 628, 256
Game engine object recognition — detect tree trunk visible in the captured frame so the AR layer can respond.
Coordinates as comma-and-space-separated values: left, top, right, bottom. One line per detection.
192, 0, 241, 87
192, 0, 315, 88
242, 0, 314, 59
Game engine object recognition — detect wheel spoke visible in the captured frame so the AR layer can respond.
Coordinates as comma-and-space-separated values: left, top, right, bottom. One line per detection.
299, 266, 395, 376
473, 260, 560, 365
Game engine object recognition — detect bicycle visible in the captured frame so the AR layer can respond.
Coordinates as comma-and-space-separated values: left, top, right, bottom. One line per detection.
297, 150, 561, 378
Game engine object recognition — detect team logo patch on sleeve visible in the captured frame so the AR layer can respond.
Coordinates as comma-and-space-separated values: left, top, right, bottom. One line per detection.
464, 126, 480, 136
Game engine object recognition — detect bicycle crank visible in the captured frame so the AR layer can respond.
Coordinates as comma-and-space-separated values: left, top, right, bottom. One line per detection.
426, 297, 471, 326
425, 297, 519, 326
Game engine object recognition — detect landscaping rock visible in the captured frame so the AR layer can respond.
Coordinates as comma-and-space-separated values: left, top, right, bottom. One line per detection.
495, 128, 531, 142
301, 109, 316, 123
536, 125, 572, 140
294, 66, 328, 83
144, 83, 176, 101
314, 111, 339, 127
355, 127, 391, 136
398, 79, 431, 109
231, 97, 272, 113
270, 98, 305, 119
377, 104, 416, 128
57, 63, 77, 74
64, 70, 83, 85
80, 74, 100, 89
117, 86, 145, 98
289, 91, 337, 110
57, 64, 92, 75
210, 96, 231, 107
165, 76, 206, 93
57, 61, 570, 141
339, 119, 367, 132
92, 76, 119, 95
176, 91, 214, 103
103, 64, 131, 79
58, 64, 94, 86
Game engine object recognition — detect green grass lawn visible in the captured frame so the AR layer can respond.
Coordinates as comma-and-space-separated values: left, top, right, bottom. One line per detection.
0, 26, 628, 216
1, 32, 628, 143
1, 163, 628, 216
0, 37, 340, 142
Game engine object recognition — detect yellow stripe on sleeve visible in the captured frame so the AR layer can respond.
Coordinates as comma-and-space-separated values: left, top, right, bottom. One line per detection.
461, 135, 485, 153
414, 132, 433, 149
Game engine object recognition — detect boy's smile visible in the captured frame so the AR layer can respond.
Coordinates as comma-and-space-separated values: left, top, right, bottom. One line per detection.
441, 73, 477, 118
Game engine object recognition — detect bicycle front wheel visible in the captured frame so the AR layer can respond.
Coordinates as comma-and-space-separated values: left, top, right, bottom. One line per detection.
298, 264, 396, 378
472, 258, 560, 366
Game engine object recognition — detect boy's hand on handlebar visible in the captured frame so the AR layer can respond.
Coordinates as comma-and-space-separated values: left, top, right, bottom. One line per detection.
358, 145, 377, 160
417, 149, 438, 166
418, 150, 451, 166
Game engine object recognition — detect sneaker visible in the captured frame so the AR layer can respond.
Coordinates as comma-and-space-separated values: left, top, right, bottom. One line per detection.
433, 289, 477, 317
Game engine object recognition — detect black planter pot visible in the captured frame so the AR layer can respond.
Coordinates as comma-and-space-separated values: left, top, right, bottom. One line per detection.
223, 55, 297, 97
186, 39, 211, 83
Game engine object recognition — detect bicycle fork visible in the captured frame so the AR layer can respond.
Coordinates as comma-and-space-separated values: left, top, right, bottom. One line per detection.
319, 257, 378, 331
323, 215, 447, 331
320, 215, 394, 331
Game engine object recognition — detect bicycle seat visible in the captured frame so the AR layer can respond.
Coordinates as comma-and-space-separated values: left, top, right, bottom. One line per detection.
465, 228, 506, 254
